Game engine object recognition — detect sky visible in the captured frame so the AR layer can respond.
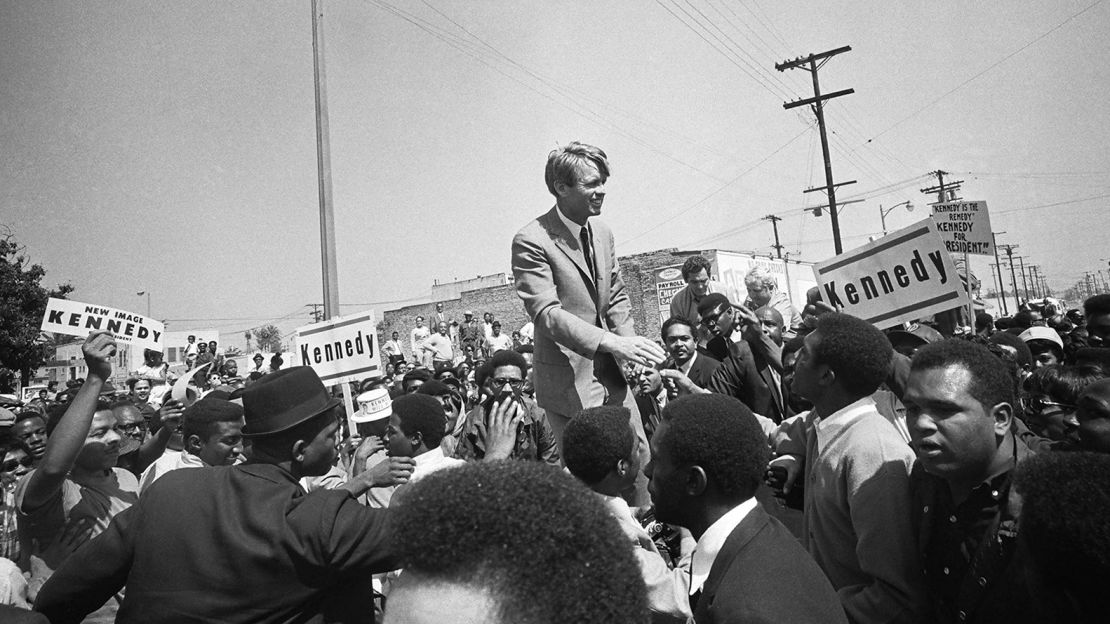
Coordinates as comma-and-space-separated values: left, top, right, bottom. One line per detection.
3, 0, 1109, 342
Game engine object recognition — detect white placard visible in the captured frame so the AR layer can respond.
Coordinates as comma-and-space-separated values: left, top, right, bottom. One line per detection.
813, 219, 970, 329
295, 310, 380, 386
41, 298, 164, 350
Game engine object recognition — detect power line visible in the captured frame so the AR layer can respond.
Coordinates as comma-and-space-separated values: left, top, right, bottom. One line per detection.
868, 0, 1105, 142
993, 191, 1110, 215
623, 124, 814, 247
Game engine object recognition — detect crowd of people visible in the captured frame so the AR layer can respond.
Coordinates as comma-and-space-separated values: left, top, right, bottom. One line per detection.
1, 141, 1108, 623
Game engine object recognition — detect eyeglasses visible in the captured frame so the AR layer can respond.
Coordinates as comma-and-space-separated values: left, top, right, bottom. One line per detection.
700, 307, 727, 328
491, 378, 524, 389
1025, 396, 1076, 413
1, 456, 34, 472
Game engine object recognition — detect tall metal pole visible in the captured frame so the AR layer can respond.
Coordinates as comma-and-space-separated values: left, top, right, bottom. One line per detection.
991, 232, 1008, 315
1001, 244, 1021, 311
312, 0, 340, 320
312, 0, 354, 432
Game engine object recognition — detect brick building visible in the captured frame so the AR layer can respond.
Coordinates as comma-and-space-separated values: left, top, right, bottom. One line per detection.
377, 248, 814, 370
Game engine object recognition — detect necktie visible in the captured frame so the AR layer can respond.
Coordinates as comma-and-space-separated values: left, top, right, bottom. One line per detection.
579, 225, 595, 281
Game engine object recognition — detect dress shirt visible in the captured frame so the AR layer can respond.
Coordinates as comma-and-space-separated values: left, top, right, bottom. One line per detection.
555, 205, 586, 238
689, 496, 758, 595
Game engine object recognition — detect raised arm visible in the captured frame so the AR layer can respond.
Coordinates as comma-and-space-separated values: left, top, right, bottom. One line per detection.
21, 332, 116, 513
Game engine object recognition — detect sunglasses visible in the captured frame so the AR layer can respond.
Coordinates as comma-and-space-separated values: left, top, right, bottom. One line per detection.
1024, 396, 1076, 413
1, 456, 34, 472
491, 378, 524, 389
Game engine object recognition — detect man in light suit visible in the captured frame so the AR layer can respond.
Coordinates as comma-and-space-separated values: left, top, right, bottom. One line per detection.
512, 141, 665, 502
645, 393, 847, 624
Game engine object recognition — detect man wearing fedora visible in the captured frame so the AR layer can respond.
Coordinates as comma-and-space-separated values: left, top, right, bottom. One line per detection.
35, 367, 415, 624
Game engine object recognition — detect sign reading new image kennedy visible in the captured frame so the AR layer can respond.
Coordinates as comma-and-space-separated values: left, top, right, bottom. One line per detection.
813, 219, 969, 329
41, 298, 164, 350
296, 310, 379, 385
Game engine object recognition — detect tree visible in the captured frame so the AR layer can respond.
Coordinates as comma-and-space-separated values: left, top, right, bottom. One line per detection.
251, 324, 284, 353
0, 228, 74, 386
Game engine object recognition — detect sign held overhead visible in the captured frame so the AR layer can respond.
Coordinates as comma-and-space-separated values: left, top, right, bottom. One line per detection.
296, 310, 379, 386
931, 200, 993, 256
813, 219, 969, 329
41, 298, 164, 350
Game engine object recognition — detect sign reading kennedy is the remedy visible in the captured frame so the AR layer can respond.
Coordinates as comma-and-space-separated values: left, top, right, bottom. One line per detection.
41, 298, 164, 350
931, 200, 993, 256
812, 219, 969, 329
296, 311, 379, 386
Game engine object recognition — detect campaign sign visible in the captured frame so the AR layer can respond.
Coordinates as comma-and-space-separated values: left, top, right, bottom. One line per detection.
296, 311, 379, 385
931, 200, 993, 256
41, 298, 164, 350
813, 219, 969, 329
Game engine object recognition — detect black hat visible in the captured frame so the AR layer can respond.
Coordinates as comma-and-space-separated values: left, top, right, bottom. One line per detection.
240, 367, 340, 437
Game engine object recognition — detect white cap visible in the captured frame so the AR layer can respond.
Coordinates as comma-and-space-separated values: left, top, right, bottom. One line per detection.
353, 388, 392, 423
1019, 326, 1064, 350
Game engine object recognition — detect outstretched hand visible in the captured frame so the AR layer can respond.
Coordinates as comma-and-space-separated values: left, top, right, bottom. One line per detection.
600, 334, 666, 368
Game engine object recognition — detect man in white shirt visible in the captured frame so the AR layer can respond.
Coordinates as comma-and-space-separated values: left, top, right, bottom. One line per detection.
645, 393, 846, 624
409, 316, 431, 367
485, 321, 514, 355
777, 313, 926, 624
382, 331, 405, 367
365, 394, 463, 509
563, 405, 691, 622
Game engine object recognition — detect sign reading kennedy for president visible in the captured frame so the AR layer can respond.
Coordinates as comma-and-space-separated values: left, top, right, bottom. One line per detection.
813, 219, 969, 329
41, 298, 164, 350
931, 199, 993, 256
295, 310, 379, 386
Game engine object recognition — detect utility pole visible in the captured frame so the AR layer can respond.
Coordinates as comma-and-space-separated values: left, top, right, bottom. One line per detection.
763, 214, 784, 259
776, 46, 854, 255
1000, 244, 1021, 310
1016, 256, 1031, 301
920, 170, 964, 204
306, 303, 324, 323
312, 0, 340, 321
991, 232, 1008, 315
1029, 266, 1042, 298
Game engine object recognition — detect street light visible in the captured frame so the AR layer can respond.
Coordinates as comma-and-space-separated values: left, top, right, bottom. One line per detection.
136, 291, 151, 317
879, 200, 913, 236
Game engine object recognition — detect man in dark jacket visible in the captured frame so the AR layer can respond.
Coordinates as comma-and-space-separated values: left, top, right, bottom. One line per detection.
645, 393, 847, 624
35, 366, 413, 624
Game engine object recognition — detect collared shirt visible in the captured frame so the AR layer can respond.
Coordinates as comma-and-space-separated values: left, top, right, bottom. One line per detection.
689, 497, 758, 594
139, 449, 206, 494
363, 447, 465, 509
382, 339, 403, 357
912, 435, 1036, 624
814, 396, 881, 453
555, 204, 587, 239
677, 351, 699, 376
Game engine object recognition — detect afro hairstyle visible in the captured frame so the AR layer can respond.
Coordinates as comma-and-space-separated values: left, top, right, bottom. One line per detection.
390, 460, 648, 624
1014, 451, 1110, 620
659, 393, 769, 501
911, 339, 1015, 412
813, 313, 893, 397
563, 406, 635, 485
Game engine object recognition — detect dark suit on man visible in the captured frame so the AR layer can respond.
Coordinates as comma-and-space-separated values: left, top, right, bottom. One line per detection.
695, 504, 848, 624
705, 338, 775, 418
661, 350, 721, 390
35, 463, 395, 624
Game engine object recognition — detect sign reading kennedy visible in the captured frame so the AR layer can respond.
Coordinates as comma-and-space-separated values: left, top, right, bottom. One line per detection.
931, 200, 993, 255
813, 219, 969, 329
296, 311, 379, 386
41, 298, 164, 350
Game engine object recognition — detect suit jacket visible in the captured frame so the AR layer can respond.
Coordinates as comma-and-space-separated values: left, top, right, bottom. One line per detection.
661, 350, 721, 390
34, 463, 396, 624
696, 504, 848, 624
705, 338, 775, 418
512, 207, 635, 416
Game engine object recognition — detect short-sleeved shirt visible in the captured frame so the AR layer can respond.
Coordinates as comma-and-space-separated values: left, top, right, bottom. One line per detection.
16, 467, 139, 573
